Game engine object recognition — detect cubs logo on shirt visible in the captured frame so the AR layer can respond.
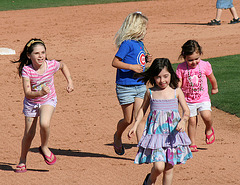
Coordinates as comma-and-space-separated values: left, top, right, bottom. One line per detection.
137, 51, 146, 67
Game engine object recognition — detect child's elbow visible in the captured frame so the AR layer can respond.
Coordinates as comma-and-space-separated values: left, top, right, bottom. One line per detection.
112, 59, 117, 68
112, 62, 116, 68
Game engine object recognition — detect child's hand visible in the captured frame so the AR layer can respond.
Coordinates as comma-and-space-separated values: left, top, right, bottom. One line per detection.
146, 54, 153, 63
128, 127, 137, 139
130, 64, 143, 73
176, 120, 185, 132
66, 82, 74, 93
211, 88, 218, 95
41, 85, 50, 95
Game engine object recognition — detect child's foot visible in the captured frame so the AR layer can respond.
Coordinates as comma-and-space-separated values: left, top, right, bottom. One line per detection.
15, 163, 27, 173
189, 145, 198, 152
113, 133, 125, 155
208, 19, 221, 25
205, 127, 215, 144
229, 18, 240, 24
39, 146, 56, 165
143, 173, 151, 185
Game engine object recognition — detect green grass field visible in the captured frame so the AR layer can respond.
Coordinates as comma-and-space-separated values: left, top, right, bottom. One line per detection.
0, 0, 148, 11
207, 55, 240, 117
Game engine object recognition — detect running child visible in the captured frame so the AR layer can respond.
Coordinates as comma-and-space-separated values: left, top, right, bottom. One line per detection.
128, 58, 192, 185
112, 12, 152, 155
13, 38, 74, 173
176, 40, 218, 152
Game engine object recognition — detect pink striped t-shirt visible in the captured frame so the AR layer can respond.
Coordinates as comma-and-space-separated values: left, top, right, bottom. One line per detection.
22, 60, 60, 103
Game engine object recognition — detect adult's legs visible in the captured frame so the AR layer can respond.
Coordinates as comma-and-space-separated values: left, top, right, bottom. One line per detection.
39, 105, 55, 161
230, 7, 239, 19
215, 8, 223, 21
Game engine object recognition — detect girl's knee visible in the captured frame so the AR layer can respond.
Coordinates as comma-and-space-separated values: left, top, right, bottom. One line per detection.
122, 118, 132, 126
188, 117, 197, 126
201, 111, 212, 123
40, 121, 50, 130
153, 162, 165, 174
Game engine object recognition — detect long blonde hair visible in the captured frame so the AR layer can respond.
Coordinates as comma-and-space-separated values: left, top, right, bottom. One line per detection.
115, 12, 148, 48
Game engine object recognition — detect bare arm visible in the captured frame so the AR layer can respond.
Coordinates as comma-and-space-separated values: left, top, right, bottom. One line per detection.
59, 62, 74, 93
176, 88, 190, 132
207, 72, 218, 94
178, 78, 182, 88
112, 56, 143, 73
128, 90, 150, 139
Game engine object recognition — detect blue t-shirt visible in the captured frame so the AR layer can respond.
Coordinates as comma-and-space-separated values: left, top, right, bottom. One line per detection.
115, 40, 146, 85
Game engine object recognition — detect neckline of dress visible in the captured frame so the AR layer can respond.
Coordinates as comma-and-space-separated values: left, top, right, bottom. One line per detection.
151, 97, 177, 101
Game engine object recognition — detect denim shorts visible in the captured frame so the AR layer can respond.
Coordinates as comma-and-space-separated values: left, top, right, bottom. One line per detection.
23, 97, 57, 117
187, 101, 212, 117
216, 0, 233, 9
116, 84, 146, 105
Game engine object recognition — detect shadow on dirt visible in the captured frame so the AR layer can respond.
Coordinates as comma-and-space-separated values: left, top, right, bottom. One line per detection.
30, 147, 134, 161
161, 22, 209, 26
0, 162, 49, 172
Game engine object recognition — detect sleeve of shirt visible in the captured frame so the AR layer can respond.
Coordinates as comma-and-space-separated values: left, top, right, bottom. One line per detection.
52, 60, 61, 73
115, 41, 131, 61
205, 61, 213, 76
176, 64, 183, 79
22, 66, 29, 78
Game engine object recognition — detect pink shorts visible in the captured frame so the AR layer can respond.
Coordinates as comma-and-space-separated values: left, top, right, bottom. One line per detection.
23, 97, 57, 117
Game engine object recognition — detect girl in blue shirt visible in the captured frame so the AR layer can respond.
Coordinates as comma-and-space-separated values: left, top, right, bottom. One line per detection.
112, 12, 152, 155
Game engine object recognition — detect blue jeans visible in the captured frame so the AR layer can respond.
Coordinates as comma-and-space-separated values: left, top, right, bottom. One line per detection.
116, 84, 146, 105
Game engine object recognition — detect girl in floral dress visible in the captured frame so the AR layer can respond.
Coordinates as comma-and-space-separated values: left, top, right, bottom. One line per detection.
128, 58, 192, 185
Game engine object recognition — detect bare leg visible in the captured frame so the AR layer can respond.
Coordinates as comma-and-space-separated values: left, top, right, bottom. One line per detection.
114, 103, 133, 153
136, 120, 145, 142
133, 97, 145, 142
230, 7, 239, 19
188, 116, 198, 146
39, 105, 55, 161
162, 163, 174, 185
17, 117, 38, 168
200, 110, 214, 143
215, 8, 223, 21
147, 162, 165, 185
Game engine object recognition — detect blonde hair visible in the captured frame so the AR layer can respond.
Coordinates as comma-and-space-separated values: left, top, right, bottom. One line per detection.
115, 12, 148, 48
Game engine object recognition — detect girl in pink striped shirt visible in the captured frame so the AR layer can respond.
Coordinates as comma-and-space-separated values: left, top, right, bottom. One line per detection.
13, 39, 74, 173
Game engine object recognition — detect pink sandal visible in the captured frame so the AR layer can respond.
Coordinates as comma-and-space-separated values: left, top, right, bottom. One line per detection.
39, 146, 56, 165
206, 127, 215, 144
15, 164, 27, 173
189, 145, 198, 152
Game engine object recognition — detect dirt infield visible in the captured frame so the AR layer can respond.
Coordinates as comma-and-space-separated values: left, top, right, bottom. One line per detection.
0, 0, 240, 184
